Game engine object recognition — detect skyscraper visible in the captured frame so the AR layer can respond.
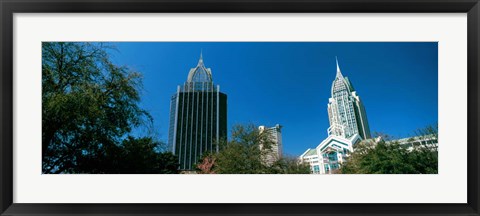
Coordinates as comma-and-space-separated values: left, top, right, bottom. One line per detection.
327, 57, 371, 139
168, 53, 227, 171
300, 57, 371, 174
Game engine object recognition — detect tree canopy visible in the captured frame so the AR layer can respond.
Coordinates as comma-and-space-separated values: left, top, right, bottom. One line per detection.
42, 42, 178, 174
196, 124, 310, 174
340, 126, 438, 174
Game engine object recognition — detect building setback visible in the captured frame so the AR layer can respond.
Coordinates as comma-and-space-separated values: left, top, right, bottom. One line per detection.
168, 53, 227, 171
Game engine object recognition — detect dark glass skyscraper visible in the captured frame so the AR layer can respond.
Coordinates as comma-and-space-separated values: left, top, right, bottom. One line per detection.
168, 53, 227, 171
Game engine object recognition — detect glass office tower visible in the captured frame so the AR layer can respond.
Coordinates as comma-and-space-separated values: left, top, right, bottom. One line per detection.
167, 53, 227, 171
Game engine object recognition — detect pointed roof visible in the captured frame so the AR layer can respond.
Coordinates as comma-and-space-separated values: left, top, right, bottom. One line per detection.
336, 57, 355, 92
197, 50, 204, 66
331, 56, 354, 96
335, 56, 344, 79
187, 51, 213, 83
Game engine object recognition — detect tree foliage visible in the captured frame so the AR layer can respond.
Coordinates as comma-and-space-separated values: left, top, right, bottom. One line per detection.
42, 42, 178, 174
196, 124, 310, 174
340, 126, 438, 174
74, 136, 179, 174
211, 124, 272, 174
268, 156, 311, 174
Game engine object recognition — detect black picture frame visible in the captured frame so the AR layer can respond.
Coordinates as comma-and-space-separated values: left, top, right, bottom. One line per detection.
1, 0, 479, 215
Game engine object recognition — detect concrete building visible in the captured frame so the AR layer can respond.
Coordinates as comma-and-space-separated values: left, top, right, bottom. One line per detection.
300, 57, 370, 174
300, 134, 362, 174
300, 134, 438, 174
389, 134, 438, 151
259, 124, 283, 165
327, 57, 371, 140
299, 149, 320, 174
168, 53, 227, 171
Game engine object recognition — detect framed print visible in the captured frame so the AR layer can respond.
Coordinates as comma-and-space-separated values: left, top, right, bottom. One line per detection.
1, 0, 479, 215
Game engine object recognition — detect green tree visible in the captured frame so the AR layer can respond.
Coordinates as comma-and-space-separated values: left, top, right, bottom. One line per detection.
42, 42, 177, 174
117, 137, 178, 174
196, 124, 310, 174
211, 124, 272, 174
407, 124, 438, 174
269, 156, 311, 174
341, 141, 417, 174
340, 126, 438, 174
74, 136, 179, 174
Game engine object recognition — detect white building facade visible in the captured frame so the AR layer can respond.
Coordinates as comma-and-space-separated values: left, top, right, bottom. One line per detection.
390, 134, 438, 151
259, 124, 283, 165
327, 57, 371, 140
300, 57, 371, 174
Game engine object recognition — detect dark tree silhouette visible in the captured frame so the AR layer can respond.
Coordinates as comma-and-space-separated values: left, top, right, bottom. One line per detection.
42, 42, 178, 174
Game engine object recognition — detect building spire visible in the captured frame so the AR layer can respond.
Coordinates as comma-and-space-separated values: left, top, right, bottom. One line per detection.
336, 56, 343, 78
197, 49, 204, 66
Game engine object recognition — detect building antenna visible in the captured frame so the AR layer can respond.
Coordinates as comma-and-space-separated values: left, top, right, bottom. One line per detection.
336, 56, 343, 78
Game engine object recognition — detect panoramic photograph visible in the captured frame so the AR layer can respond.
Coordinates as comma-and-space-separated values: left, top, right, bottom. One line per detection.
42, 42, 438, 174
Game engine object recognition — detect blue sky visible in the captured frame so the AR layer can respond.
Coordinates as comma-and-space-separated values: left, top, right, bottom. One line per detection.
109, 42, 438, 157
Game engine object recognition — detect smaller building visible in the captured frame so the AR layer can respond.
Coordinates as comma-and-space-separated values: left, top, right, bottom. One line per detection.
389, 134, 438, 151
299, 134, 438, 174
299, 134, 361, 174
258, 124, 283, 165
299, 149, 320, 174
